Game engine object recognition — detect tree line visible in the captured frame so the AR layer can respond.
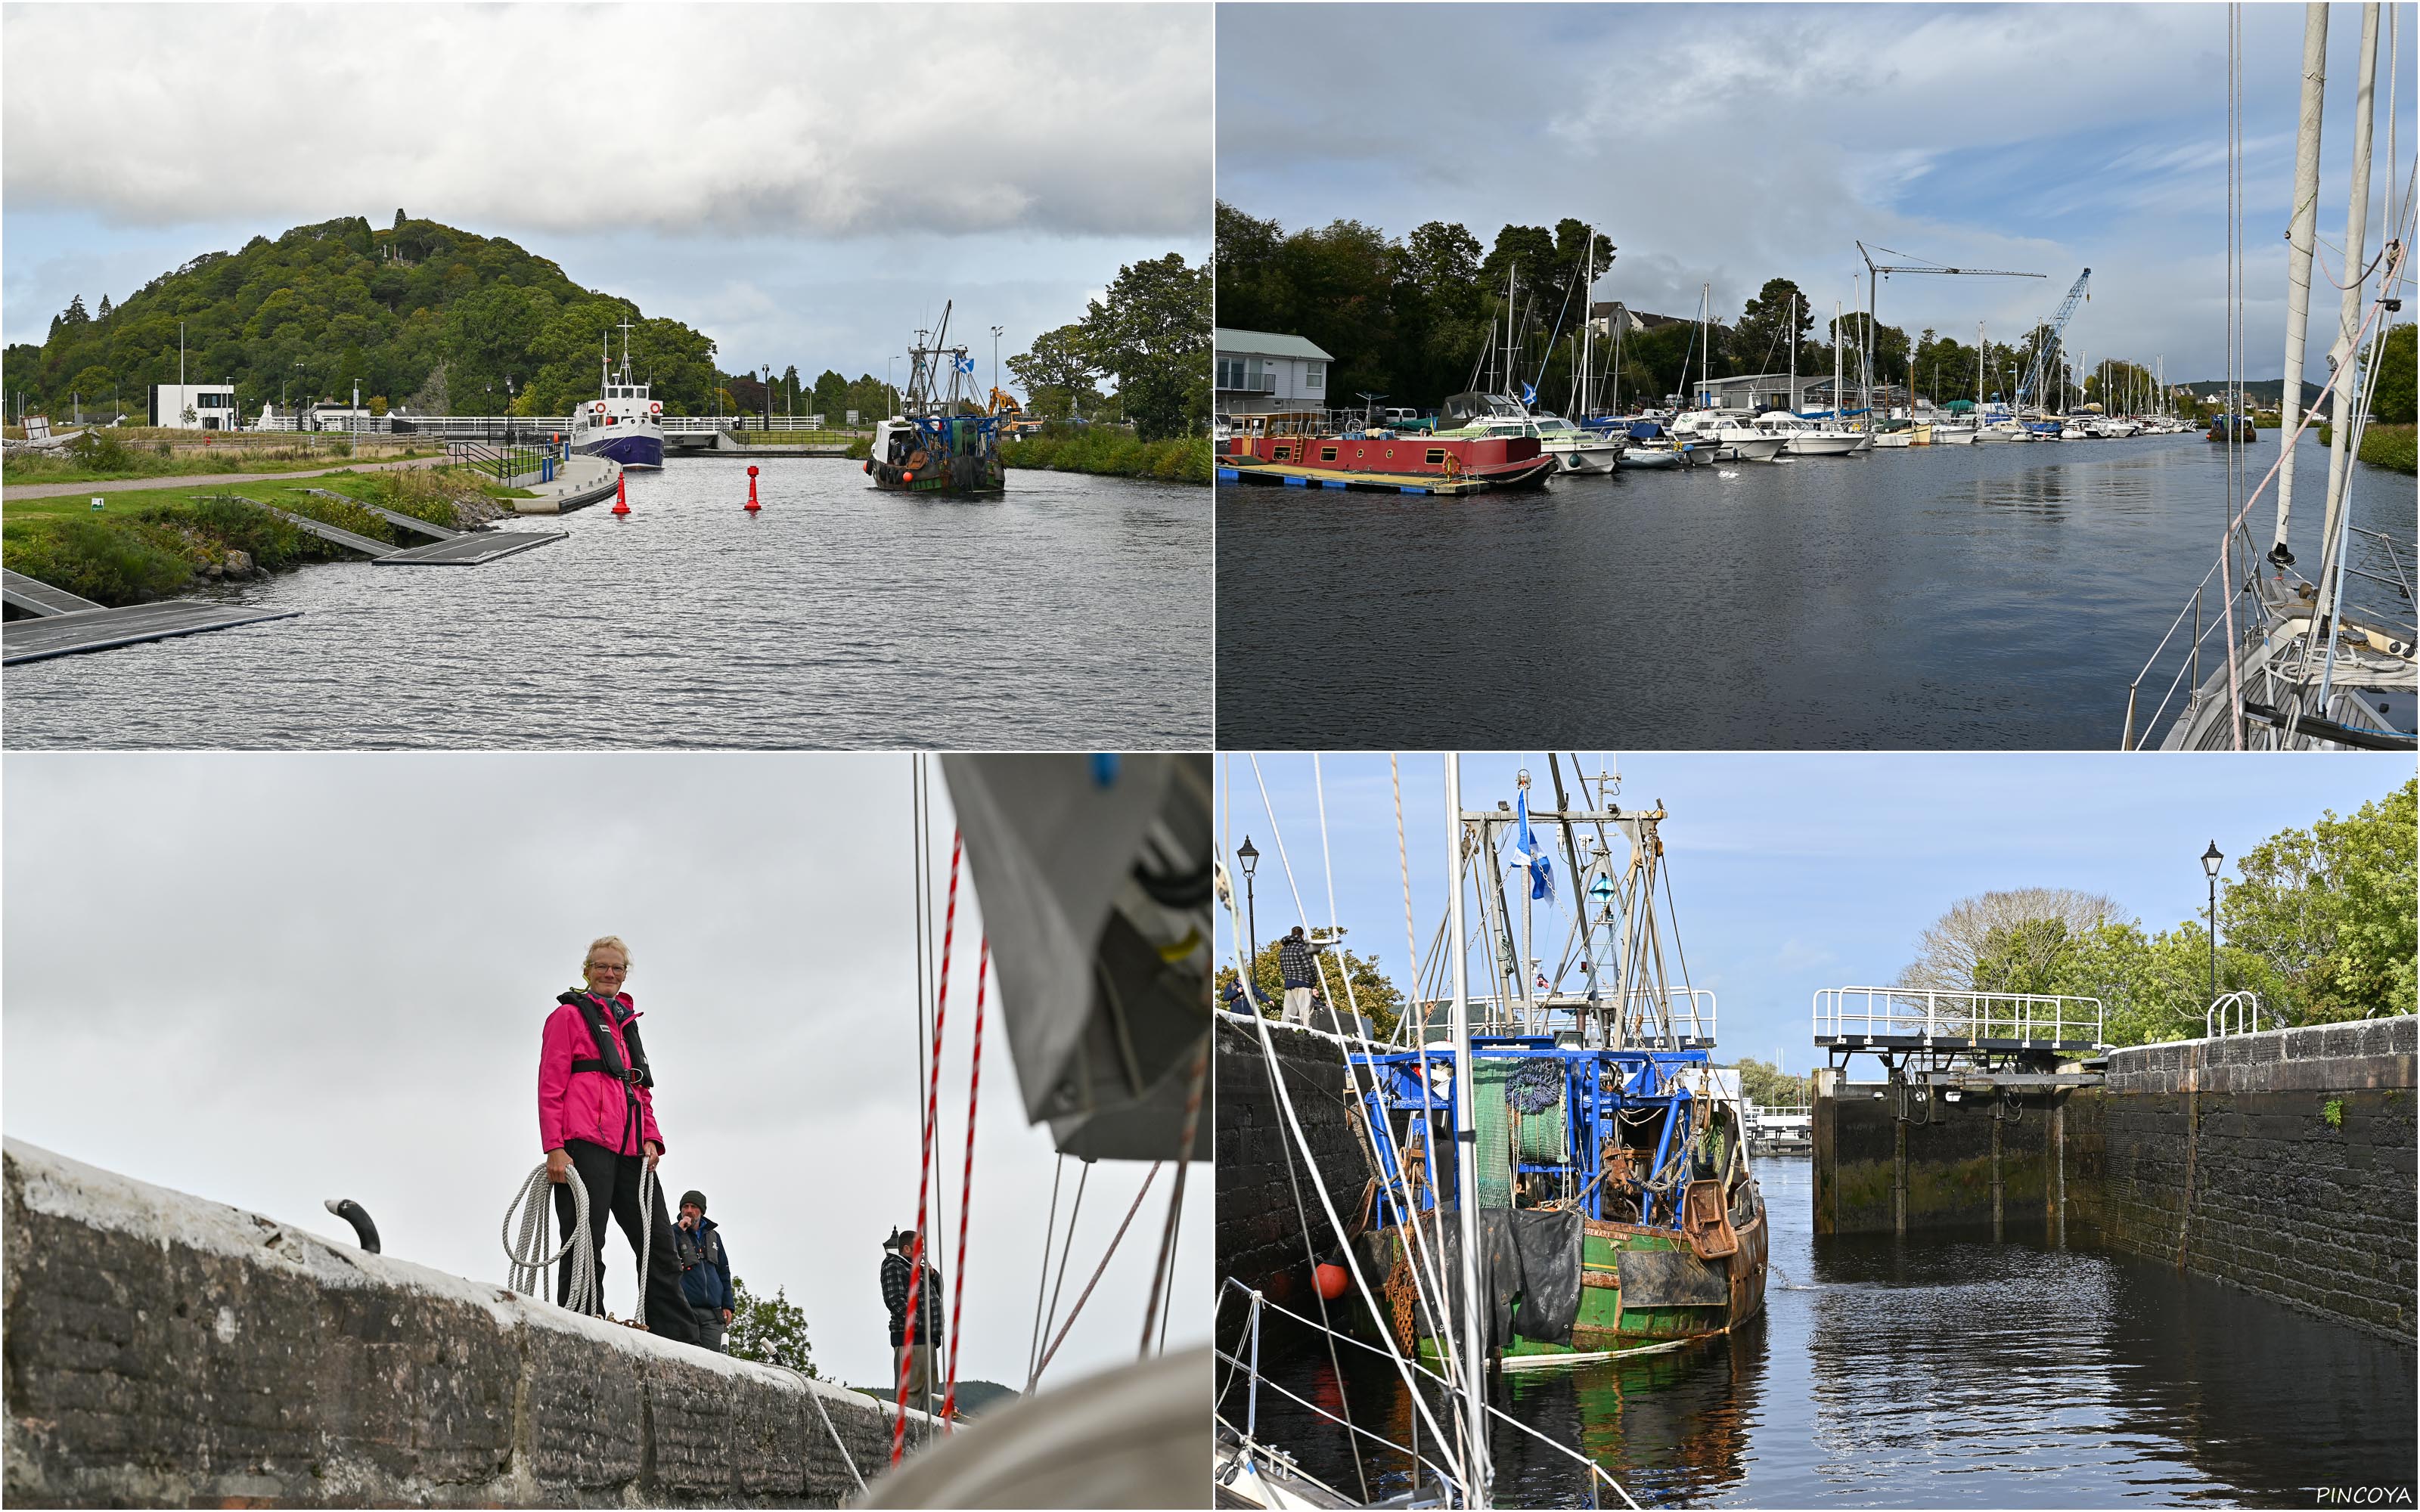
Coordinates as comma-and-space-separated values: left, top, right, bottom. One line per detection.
1215, 203, 2208, 416
5, 214, 1212, 440
1006, 252, 1211, 442
1895, 779, 2415, 1046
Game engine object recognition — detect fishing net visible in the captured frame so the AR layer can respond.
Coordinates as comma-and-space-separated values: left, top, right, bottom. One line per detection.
1470, 1059, 1516, 1207
1508, 1060, 1568, 1163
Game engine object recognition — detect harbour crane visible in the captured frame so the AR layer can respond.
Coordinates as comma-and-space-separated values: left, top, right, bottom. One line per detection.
1854, 243, 2046, 416
2016, 269, 2092, 410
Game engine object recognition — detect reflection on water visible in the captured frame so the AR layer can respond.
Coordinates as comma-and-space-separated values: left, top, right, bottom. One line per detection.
1218, 435, 2416, 748
1224, 1159, 2418, 1506
6, 458, 1210, 748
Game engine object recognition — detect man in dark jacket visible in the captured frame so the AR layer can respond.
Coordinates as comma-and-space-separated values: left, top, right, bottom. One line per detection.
881, 1227, 945, 1411
673, 1191, 735, 1352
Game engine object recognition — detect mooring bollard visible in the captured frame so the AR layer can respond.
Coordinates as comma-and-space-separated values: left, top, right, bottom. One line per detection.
746, 464, 761, 514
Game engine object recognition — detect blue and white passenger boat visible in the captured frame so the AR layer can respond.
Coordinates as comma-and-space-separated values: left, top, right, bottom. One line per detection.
572, 317, 664, 471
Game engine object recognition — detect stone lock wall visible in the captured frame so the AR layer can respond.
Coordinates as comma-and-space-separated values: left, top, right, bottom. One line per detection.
2, 1139, 932, 1507
1812, 1017, 2416, 1345
1212, 1016, 1376, 1306
2096, 1016, 2417, 1343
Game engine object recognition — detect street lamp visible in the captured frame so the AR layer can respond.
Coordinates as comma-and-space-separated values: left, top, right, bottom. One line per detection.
989, 326, 1005, 414
1236, 835, 1261, 970
2201, 841, 2224, 1009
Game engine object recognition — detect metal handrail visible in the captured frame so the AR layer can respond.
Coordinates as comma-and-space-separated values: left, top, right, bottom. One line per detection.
1812, 986, 2105, 1046
1403, 987, 1717, 1046
2206, 991, 2264, 1038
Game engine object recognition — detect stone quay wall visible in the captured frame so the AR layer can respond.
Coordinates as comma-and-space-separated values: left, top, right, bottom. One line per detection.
2096, 1016, 2416, 1343
1212, 1015, 1376, 1306
2, 1139, 931, 1507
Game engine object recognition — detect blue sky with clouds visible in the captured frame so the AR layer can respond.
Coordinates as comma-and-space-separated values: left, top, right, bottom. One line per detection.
1218, 3, 2415, 383
3, 4, 1208, 388
1218, 752, 2411, 1076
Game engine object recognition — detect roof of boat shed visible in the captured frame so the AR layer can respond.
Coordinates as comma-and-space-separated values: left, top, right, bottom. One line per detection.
1213, 327, 1334, 361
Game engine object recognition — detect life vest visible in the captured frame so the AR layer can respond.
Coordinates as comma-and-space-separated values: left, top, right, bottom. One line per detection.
560, 990, 653, 1087
559, 990, 656, 1157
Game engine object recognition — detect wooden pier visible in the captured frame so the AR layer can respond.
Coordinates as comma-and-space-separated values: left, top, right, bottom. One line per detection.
375, 531, 565, 565
2, 568, 104, 618
222, 494, 564, 565
3, 600, 302, 665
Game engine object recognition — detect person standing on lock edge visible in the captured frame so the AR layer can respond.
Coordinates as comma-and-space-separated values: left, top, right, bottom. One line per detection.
538, 934, 703, 1343
675, 1190, 735, 1352
1279, 925, 1320, 1027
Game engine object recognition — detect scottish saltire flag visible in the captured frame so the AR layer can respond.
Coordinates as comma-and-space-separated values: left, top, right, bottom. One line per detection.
1520, 382, 1537, 407
956, 355, 976, 373
1515, 790, 1554, 902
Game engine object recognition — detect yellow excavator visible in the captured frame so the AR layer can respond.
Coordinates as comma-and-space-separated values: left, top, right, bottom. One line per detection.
989, 388, 1046, 435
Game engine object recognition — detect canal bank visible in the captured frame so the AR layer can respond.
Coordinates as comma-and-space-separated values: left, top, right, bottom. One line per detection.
1813, 1015, 2417, 1343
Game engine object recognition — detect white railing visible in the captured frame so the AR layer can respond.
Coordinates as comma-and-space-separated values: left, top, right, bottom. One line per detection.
1401, 987, 1715, 1047
1812, 987, 2105, 1047
2205, 991, 2264, 1038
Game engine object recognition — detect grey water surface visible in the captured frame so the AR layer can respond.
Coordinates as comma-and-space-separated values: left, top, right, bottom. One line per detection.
1223, 1157, 2419, 1507
6, 457, 1210, 748
1215, 435, 2416, 749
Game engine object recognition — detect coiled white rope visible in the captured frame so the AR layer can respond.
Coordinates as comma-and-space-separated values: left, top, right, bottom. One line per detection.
504, 1162, 599, 1320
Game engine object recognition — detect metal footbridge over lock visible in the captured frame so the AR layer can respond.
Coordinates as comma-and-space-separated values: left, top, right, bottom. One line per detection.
1813, 986, 2108, 1093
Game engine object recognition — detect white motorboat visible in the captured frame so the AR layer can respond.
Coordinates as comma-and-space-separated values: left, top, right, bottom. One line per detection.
1751, 411, 1862, 456
1671, 408, 1786, 461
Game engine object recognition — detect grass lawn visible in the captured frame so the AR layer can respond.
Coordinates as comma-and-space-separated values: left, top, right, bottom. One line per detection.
3, 465, 532, 605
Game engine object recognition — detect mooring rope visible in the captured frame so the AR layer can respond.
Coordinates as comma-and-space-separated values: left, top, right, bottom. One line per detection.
893, 831, 961, 1466
941, 937, 989, 1428
503, 1161, 598, 1320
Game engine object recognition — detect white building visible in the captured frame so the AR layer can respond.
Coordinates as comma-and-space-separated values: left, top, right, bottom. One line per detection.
150, 383, 240, 430
1214, 328, 1332, 417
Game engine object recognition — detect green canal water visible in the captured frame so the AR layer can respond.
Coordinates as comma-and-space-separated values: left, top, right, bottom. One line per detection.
1224, 1157, 2418, 1505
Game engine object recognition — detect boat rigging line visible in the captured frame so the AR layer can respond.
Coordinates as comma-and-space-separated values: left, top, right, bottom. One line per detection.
892, 829, 962, 1464
939, 938, 990, 1427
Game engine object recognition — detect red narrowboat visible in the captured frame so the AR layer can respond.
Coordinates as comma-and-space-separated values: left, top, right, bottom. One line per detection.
1218, 429, 1556, 496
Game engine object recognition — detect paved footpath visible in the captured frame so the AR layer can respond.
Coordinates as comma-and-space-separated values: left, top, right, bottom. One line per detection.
2, 454, 447, 503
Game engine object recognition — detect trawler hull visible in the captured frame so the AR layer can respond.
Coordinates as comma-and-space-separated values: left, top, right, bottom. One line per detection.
1394, 1199, 1768, 1368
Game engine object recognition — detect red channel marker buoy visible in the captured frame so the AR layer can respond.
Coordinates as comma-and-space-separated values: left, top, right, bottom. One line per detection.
745, 464, 761, 514
611, 472, 630, 517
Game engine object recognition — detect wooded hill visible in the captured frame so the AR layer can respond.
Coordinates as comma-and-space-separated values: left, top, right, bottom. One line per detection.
5, 212, 734, 420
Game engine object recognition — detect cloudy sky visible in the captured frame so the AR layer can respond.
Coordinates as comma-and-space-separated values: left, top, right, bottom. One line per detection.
2, 752, 1206, 1394
2, 3, 1210, 384
1221, 751, 2412, 1077
1218, 3, 2415, 383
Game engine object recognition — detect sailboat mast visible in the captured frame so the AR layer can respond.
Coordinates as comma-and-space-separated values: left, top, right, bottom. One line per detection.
1443, 754, 1489, 1505
1579, 229, 1596, 417
1834, 300, 1844, 426
2316, 2, 2382, 620
2274, 2, 2332, 565
1789, 291, 1798, 415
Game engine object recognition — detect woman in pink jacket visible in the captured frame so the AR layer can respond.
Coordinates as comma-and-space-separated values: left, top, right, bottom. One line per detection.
539, 935, 703, 1343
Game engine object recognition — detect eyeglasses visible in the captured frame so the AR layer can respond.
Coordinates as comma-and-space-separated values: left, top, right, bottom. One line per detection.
588, 962, 627, 972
